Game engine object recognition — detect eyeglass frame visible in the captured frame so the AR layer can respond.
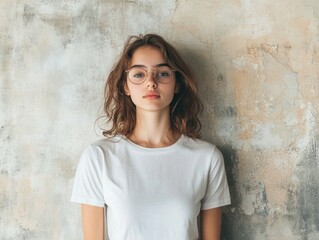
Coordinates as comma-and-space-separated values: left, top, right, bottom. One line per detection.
125, 64, 177, 85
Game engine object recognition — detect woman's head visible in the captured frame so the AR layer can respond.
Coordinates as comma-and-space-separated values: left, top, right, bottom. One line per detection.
102, 33, 203, 138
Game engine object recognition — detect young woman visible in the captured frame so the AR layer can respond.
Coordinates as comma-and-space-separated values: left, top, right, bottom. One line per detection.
71, 34, 231, 240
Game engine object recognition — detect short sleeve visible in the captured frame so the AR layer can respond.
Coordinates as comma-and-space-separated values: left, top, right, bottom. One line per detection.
201, 147, 231, 210
71, 145, 105, 207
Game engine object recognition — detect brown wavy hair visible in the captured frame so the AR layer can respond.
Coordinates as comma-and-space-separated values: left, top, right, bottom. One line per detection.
101, 33, 203, 139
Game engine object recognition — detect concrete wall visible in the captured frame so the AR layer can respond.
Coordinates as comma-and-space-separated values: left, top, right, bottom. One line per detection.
1, 1, 318, 239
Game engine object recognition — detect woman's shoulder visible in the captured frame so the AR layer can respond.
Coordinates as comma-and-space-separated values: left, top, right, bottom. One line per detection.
181, 136, 220, 154
88, 135, 126, 150
182, 136, 216, 148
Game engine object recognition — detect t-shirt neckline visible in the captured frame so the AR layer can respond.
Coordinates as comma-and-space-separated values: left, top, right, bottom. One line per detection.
122, 134, 185, 152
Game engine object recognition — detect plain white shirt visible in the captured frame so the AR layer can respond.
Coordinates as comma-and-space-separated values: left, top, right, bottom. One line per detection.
71, 135, 231, 240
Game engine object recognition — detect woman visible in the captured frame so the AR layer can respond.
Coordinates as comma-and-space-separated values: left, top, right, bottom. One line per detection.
71, 33, 231, 240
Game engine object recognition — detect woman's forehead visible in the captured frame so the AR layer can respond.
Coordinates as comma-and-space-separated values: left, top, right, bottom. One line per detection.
130, 46, 165, 65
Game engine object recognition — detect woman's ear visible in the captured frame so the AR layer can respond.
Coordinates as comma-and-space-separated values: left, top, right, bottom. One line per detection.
174, 82, 180, 93
124, 83, 130, 96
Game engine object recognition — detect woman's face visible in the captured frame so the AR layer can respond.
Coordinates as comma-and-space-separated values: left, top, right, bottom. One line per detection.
124, 46, 178, 114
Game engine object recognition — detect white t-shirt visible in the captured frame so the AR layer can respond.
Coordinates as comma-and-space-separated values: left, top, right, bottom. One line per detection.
71, 135, 231, 240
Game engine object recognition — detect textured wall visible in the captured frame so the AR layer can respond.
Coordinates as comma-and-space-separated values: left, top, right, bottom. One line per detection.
1, 1, 318, 239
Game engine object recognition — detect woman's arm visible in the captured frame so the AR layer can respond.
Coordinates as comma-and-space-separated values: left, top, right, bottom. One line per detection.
200, 207, 222, 240
81, 204, 104, 240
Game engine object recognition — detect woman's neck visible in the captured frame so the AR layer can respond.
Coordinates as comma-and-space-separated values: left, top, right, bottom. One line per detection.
128, 109, 180, 148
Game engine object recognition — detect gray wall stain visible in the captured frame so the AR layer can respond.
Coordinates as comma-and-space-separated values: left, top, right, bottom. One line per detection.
295, 137, 319, 239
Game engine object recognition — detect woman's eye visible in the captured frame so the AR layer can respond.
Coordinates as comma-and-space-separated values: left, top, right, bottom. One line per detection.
158, 72, 170, 77
133, 73, 145, 78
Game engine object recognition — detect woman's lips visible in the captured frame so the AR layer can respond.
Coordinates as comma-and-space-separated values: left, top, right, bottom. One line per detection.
143, 94, 160, 99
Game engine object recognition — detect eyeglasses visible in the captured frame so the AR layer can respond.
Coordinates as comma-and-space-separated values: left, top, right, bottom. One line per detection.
125, 66, 176, 85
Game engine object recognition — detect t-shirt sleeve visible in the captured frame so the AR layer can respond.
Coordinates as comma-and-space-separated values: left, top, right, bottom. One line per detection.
71, 145, 105, 207
201, 147, 231, 210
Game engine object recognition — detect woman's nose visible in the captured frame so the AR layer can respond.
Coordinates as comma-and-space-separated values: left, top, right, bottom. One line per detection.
145, 72, 158, 88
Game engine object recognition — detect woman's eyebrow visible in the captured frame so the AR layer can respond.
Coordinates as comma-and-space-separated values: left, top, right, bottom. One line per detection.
129, 63, 170, 69
155, 63, 170, 67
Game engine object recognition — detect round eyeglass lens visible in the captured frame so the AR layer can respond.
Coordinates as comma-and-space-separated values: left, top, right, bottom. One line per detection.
127, 66, 174, 84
